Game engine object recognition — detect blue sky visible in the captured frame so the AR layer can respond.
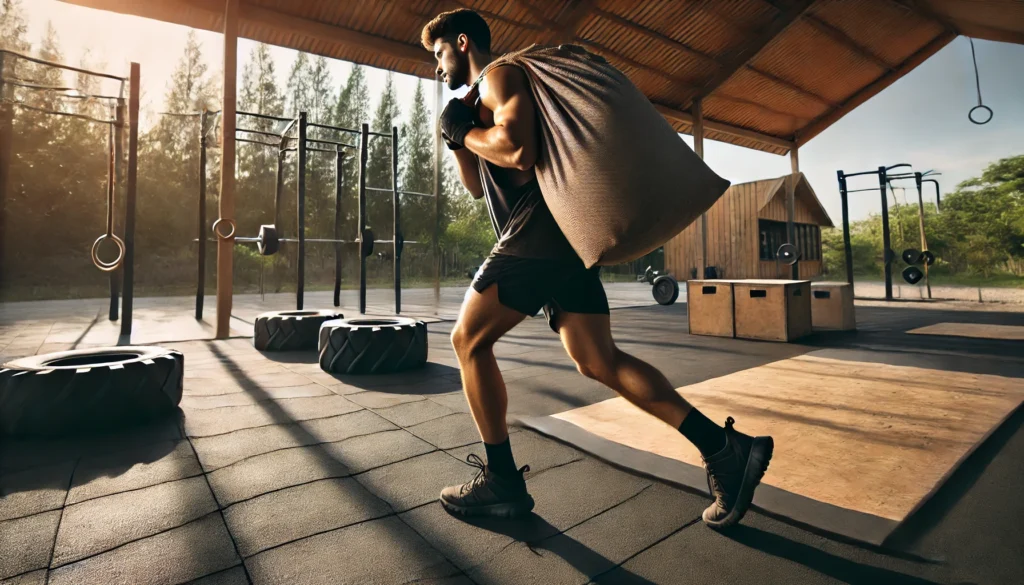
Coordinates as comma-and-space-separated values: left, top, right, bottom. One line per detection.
21, 1, 1024, 223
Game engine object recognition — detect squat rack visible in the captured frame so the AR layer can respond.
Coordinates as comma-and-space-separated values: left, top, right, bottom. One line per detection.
0, 49, 141, 339
188, 109, 435, 317
835, 164, 941, 301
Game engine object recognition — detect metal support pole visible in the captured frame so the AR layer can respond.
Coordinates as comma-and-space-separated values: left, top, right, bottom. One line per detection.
109, 101, 125, 321
392, 125, 401, 314
274, 143, 285, 235
433, 79, 443, 313
296, 111, 307, 310
196, 111, 208, 319
120, 63, 141, 340
878, 166, 893, 301
788, 147, 799, 279
334, 147, 343, 307
837, 171, 854, 288
0, 55, 11, 297
915, 172, 931, 299
358, 123, 369, 314
216, 0, 239, 339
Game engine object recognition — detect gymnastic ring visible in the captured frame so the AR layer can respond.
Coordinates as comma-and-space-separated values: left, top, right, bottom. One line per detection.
90, 233, 125, 272
212, 217, 237, 240
968, 105, 992, 125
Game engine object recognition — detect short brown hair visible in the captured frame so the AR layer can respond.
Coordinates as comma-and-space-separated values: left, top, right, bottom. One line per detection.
421, 9, 491, 53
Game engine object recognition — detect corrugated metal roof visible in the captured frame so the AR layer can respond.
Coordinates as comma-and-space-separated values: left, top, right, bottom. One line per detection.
57, 0, 1024, 156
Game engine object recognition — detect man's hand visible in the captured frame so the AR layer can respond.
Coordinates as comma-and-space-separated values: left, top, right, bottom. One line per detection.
440, 97, 476, 150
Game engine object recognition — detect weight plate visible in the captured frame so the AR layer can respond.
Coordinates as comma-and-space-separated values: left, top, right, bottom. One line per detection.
258, 224, 279, 256
902, 265, 924, 285
922, 250, 935, 266
901, 248, 922, 265
652, 275, 679, 305
360, 229, 375, 258
777, 243, 800, 266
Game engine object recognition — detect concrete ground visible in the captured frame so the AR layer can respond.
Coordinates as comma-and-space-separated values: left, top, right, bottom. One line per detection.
1, 284, 1022, 585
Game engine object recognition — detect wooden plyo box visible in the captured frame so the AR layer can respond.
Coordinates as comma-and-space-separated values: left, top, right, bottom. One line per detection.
811, 282, 856, 331
686, 280, 735, 337
733, 280, 812, 342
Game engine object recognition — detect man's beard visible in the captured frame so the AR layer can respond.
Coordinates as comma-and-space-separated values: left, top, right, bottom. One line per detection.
446, 58, 469, 90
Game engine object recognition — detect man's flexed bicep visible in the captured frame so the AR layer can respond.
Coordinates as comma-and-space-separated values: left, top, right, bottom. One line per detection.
463, 66, 538, 171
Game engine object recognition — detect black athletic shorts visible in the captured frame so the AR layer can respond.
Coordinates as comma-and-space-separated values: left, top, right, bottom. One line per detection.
470, 253, 610, 333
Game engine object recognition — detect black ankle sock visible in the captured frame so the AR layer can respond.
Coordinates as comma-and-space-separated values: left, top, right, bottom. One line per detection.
484, 437, 518, 477
678, 409, 727, 457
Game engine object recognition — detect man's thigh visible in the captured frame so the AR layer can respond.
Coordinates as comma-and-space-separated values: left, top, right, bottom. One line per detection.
543, 266, 610, 334
457, 254, 563, 343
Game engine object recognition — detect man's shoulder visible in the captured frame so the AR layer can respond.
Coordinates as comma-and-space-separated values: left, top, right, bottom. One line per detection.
479, 64, 529, 101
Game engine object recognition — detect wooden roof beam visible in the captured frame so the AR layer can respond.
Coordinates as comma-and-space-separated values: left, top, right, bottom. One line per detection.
690, 0, 818, 107
654, 103, 794, 151
59, 0, 434, 67
547, 0, 598, 45
795, 29, 955, 146
802, 14, 893, 72
743, 65, 833, 107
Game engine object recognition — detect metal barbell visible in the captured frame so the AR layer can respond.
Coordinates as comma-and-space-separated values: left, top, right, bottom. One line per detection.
206, 221, 420, 257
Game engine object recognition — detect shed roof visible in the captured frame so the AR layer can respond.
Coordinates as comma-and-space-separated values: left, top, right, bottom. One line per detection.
58, 0, 1024, 156
748, 172, 834, 227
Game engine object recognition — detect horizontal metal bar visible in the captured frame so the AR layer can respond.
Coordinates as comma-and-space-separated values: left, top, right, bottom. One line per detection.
196, 238, 423, 245
839, 170, 881, 178
0, 48, 127, 81
366, 187, 397, 195
3, 99, 115, 125
281, 146, 340, 153
305, 137, 356, 149
885, 163, 912, 172
844, 187, 881, 193
237, 110, 294, 123
236, 137, 279, 148
308, 121, 358, 134
236, 127, 284, 139
399, 190, 436, 198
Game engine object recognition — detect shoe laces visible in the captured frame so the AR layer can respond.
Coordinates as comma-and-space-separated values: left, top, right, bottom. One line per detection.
703, 417, 737, 503
460, 453, 530, 496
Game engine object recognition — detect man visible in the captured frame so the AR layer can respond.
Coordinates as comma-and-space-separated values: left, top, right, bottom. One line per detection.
422, 9, 773, 529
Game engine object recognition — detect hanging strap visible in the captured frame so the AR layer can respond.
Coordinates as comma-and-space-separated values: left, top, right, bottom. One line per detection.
968, 38, 992, 125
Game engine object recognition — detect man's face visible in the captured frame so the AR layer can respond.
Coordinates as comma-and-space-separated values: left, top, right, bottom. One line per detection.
433, 35, 470, 90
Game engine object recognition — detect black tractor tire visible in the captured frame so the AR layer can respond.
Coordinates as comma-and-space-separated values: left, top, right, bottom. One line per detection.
254, 309, 343, 351
0, 346, 184, 437
652, 275, 680, 305
319, 317, 427, 375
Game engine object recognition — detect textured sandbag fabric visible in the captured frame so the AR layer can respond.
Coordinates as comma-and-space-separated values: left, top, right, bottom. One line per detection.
319, 317, 427, 375
0, 346, 184, 436
476, 44, 731, 268
254, 310, 344, 351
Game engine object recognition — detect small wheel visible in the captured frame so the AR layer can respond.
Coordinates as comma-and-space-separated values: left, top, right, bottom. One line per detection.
652, 275, 679, 305
902, 265, 924, 285
777, 243, 800, 266
901, 248, 922, 265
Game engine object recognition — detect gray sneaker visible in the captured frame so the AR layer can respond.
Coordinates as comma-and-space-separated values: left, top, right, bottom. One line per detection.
701, 417, 774, 529
440, 453, 535, 518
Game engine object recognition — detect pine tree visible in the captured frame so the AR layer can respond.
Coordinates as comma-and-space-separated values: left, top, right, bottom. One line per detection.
365, 72, 401, 239
306, 56, 334, 125
0, 0, 30, 53
285, 52, 310, 117
237, 43, 285, 234
334, 64, 369, 240
399, 80, 436, 245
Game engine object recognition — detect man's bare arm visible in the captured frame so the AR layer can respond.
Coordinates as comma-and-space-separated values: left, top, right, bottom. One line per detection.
462, 67, 538, 171
452, 147, 484, 199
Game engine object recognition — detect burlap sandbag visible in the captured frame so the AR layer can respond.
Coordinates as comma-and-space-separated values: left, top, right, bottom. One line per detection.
476, 44, 731, 267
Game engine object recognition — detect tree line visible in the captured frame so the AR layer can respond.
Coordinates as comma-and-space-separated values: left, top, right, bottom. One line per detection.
0, 0, 495, 301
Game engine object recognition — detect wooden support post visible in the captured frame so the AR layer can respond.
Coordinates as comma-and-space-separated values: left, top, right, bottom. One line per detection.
0, 54, 10, 297
119, 63, 140, 340
693, 99, 707, 278
216, 0, 239, 338
788, 146, 799, 279
196, 110, 208, 319
433, 79, 443, 313
110, 99, 126, 320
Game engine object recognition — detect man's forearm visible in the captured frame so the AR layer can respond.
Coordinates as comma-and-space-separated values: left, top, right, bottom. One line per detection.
452, 147, 484, 199
463, 125, 534, 171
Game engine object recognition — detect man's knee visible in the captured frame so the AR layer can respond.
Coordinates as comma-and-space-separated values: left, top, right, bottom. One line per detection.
450, 323, 495, 361
572, 348, 619, 384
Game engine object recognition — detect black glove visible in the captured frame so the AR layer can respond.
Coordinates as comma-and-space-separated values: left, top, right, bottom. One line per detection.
440, 97, 476, 150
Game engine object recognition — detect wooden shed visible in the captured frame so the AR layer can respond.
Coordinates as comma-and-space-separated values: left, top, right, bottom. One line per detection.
665, 173, 833, 281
